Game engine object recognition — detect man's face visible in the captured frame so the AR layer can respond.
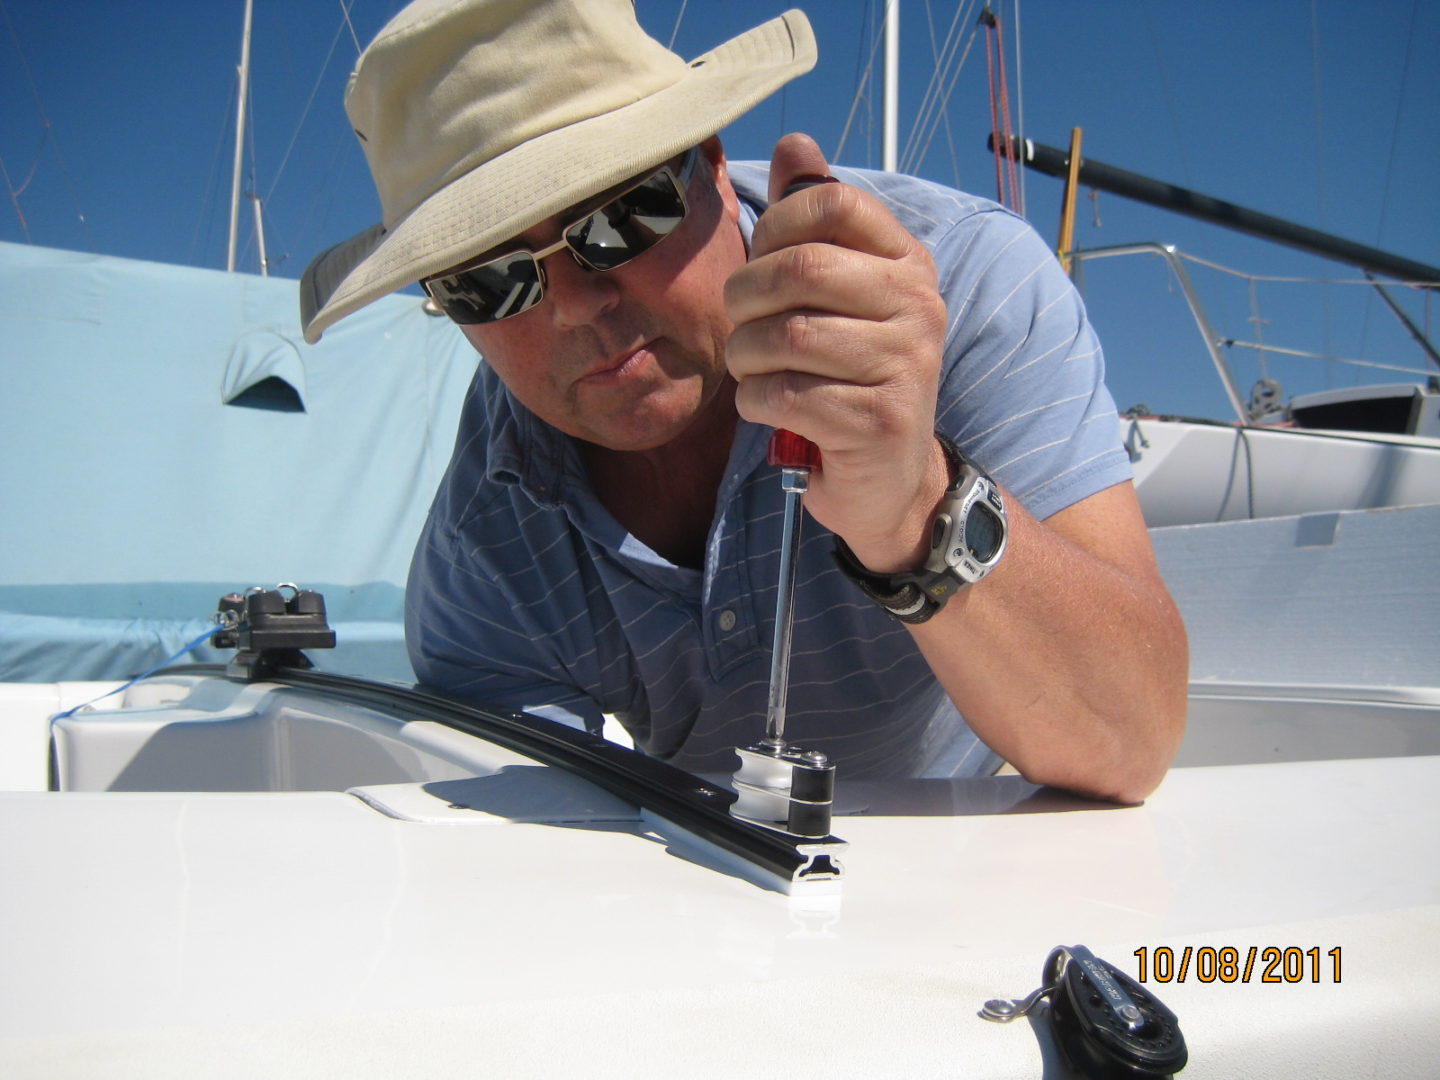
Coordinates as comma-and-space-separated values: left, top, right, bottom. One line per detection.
455, 140, 746, 452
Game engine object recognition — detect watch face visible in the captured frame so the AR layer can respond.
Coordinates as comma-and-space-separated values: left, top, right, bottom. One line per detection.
966, 503, 1004, 563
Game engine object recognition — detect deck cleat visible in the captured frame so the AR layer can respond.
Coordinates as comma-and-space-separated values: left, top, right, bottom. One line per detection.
214, 584, 336, 680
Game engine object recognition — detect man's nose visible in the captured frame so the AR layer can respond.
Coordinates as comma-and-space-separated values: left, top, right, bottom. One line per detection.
543, 249, 621, 328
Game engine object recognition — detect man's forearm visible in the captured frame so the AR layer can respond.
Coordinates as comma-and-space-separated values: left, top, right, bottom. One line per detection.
908, 482, 1188, 803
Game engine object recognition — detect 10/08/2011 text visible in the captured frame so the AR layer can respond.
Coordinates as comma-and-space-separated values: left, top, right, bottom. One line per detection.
1133, 946, 1341, 984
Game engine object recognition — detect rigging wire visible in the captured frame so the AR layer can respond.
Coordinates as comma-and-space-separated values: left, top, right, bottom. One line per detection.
1138, 1, 1193, 187
288, 2, 372, 269
1177, 248, 1437, 289
1307, 1, 1330, 234
0, 155, 28, 240
339, 0, 364, 54
1, 0, 46, 238
912, 0, 952, 176
263, 5, 354, 205
1374, 0, 1420, 255
900, 0, 962, 172
0, 0, 89, 244
189, 76, 239, 267
928, 0, 968, 186
835, 0, 889, 166
1011, 0, 1025, 211
295, 126, 359, 273
897, 0, 1025, 198
996, 9, 1020, 210
1363, 0, 1421, 357
0, 150, 35, 241
904, 3, 985, 178
1223, 339, 1430, 379
1170, 249, 1436, 380
926, 22, 985, 182
981, 5, 1021, 211
666, 0, 689, 50
900, 0, 974, 177
1308, 0, 1335, 379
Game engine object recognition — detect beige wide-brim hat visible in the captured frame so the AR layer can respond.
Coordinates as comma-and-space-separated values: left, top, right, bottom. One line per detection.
299, 0, 817, 343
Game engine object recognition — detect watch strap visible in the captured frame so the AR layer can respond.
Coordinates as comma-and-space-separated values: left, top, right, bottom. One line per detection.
832, 538, 939, 624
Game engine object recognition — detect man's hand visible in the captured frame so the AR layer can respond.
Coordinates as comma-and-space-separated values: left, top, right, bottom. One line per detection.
724, 133, 950, 574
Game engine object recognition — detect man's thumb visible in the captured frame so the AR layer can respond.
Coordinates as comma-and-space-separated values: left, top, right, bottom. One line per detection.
767, 132, 833, 205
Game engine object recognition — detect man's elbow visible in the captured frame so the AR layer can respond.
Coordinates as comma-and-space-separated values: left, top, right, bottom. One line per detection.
1022, 673, 1189, 805
1023, 728, 1182, 804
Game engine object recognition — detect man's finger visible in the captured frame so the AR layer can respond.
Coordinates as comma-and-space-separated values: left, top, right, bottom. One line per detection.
767, 132, 832, 205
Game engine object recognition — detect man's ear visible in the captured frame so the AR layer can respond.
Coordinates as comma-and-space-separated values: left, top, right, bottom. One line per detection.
700, 135, 741, 226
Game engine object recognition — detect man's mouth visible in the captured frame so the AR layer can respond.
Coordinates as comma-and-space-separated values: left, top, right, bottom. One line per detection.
581, 341, 655, 382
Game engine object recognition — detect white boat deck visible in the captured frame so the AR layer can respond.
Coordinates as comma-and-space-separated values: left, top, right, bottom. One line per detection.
2, 672, 1438, 1077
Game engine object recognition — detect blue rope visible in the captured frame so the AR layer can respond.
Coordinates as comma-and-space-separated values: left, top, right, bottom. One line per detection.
51, 622, 228, 721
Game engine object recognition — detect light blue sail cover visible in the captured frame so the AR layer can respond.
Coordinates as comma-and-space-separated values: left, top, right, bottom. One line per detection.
1, 240, 478, 682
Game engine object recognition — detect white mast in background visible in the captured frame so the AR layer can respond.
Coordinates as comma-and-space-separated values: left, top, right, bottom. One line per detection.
227, 0, 254, 272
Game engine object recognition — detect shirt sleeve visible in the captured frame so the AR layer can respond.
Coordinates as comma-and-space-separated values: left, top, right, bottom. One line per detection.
930, 204, 1130, 520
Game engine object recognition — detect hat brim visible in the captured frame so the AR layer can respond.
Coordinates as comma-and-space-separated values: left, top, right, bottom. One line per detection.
300, 10, 816, 343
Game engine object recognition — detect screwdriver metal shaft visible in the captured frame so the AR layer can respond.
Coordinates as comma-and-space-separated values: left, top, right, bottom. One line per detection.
763, 429, 821, 750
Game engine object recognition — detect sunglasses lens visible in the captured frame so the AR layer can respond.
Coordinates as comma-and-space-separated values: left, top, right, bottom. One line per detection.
427, 251, 544, 325
566, 169, 687, 271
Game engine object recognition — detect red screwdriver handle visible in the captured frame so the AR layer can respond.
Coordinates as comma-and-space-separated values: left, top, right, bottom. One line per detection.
762, 174, 840, 475
768, 428, 822, 470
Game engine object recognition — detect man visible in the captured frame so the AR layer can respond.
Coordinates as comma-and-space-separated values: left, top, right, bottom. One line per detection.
301, 0, 1187, 802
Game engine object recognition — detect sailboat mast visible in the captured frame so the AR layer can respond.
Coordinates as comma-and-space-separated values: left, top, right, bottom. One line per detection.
227, 0, 254, 272
882, 0, 898, 172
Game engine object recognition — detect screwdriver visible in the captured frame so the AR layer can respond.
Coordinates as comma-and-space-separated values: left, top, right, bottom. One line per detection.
763, 427, 821, 751
760, 174, 836, 753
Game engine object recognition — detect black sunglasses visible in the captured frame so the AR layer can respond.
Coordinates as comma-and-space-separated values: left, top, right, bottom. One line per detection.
423, 146, 701, 325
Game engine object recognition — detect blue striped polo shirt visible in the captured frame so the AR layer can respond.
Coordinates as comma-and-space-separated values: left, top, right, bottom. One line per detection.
405, 163, 1130, 779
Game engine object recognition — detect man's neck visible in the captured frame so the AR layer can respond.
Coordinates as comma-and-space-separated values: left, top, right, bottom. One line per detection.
580, 380, 739, 569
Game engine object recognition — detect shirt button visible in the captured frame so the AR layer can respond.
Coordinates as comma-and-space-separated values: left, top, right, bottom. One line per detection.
717, 609, 737, 632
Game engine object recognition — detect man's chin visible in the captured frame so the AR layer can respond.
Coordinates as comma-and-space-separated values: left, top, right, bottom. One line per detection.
570, 369, 736, 455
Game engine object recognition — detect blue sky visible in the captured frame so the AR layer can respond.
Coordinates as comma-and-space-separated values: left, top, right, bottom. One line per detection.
3, 0, 1436, 420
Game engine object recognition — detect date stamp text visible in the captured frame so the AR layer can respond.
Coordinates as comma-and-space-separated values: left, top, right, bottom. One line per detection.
1133, 946, 1342, 984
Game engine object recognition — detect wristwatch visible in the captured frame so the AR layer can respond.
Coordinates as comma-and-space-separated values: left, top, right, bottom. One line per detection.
833, 432, 1007, 624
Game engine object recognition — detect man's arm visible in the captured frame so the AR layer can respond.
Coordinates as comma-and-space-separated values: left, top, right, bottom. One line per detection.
909, 480, 1187, 803
724, 134, 1186, 802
